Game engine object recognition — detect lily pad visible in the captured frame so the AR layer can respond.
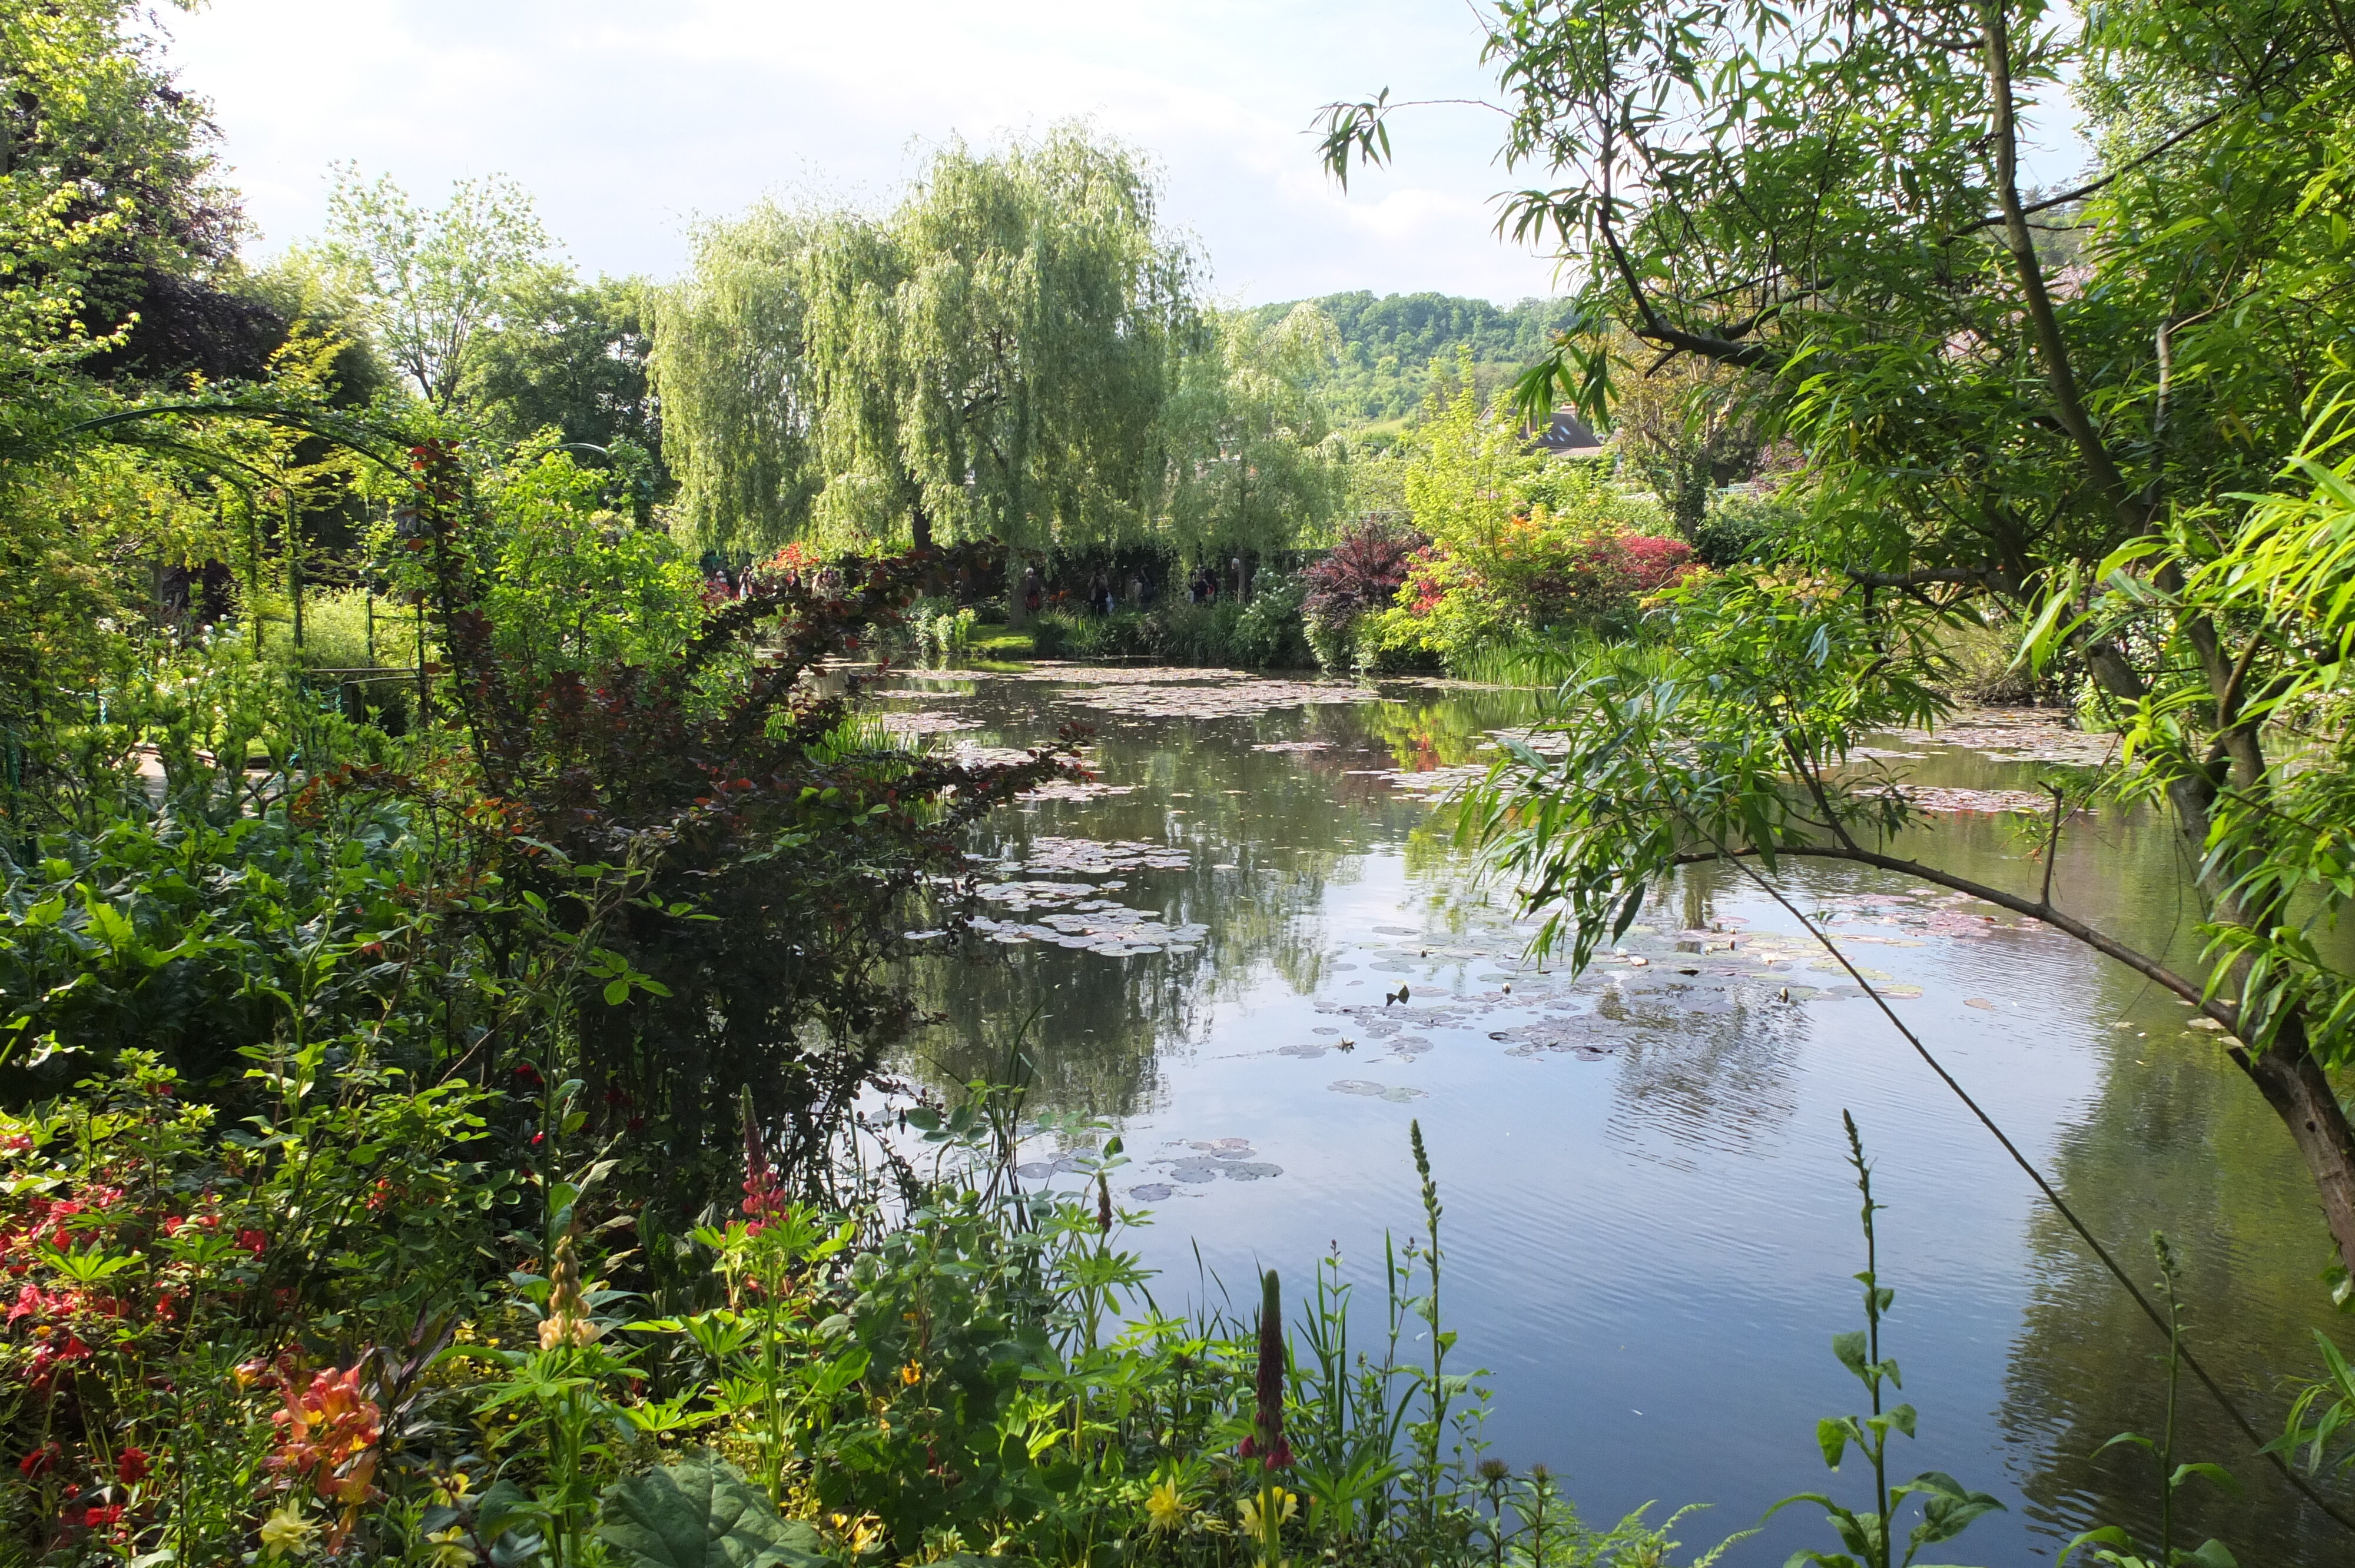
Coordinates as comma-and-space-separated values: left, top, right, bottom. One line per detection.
1329, 1079, 1431, 1104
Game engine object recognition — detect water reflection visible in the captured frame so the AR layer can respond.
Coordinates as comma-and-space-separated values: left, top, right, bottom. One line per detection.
875, 666, 2355, 1564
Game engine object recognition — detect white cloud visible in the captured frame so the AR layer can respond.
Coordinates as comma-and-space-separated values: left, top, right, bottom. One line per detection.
156, 0, 1568, 304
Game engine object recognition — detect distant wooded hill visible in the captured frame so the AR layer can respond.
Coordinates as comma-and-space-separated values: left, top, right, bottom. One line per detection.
1243, 290, 1580, 428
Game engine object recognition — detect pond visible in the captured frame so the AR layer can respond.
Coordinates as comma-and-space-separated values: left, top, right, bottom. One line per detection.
880, 661, 2355, 1565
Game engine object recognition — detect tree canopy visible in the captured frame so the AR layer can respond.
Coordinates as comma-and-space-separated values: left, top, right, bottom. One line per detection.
1245, 290, 1584, 427
654, 126, 1199, 567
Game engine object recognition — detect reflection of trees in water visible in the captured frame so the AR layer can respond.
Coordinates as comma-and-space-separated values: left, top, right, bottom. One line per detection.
1601, 1006, 1807, 1166
890, 681, 1516, 1119
898, 939, 1211, 1122
1358, 689, 1540, 774
1996, 1026, 2355, 1562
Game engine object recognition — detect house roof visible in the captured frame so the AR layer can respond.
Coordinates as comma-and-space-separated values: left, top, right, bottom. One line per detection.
1531, 407, 1606, 456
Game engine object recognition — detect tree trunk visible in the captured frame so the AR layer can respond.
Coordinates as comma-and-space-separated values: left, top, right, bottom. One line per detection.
2236, 1026, 2355, 1280
910, 500, 933, 552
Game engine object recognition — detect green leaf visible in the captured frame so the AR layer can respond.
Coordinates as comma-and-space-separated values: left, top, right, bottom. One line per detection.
2181, 1540, 2238, 1567
1817, 1416, 1851, 1469
2059, 1524, 2136, 1566
603, 979, 631, 1006
1832, 1329, 1870, 1378
2167, 1461, 2240, 1496
595, 1452, 830, 1568
473, 1480, 542, 1544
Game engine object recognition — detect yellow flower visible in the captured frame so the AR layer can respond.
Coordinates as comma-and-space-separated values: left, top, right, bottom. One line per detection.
1145, 1478, 1192, 1533
259, 1501, 319, 1560
1235, 1487, 1298, 1537
538, 1309, 603, 1350
825, 1511, 885, 1556
898, 1361, 923, 1386
425, 1526, 477, 1568
430, 1471, 473, 1507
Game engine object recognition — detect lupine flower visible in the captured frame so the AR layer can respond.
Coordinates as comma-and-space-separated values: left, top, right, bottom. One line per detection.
740, 1088, 785, 1234
538, 1220, 602, 1350
1236, 1269, 1291, 1471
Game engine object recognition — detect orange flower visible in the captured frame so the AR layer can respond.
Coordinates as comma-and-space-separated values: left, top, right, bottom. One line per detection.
267, 1366, 383, 1507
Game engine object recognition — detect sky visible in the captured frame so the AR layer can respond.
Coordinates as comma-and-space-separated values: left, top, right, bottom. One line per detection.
155, 0, 1577, 307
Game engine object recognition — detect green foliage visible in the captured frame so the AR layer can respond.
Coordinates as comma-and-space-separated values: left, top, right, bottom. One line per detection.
1689, 489, 1796, 570
1766, 1115, 2003, 1568
0, 0, 237, 381
1344, 366, 1689, 673
596, 1454, 830, 1568
1326, 0, 2355, 1282
470, 271, 664, 464
0, 1049, 508, 1562
315, 166, 556, 410
1242, 292, 1586, 428
1026, 582, 1312, 671
1461, 573, 1948, 970
1162, 305, 1348, 554
655, 126, 1196, 562
2060, 1238, 2240, 1568
465, 436, 705, 682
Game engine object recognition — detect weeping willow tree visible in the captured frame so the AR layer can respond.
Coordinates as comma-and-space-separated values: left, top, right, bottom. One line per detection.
645, 204, 823, 548
653, 126, 1199, 610
1161, 302, 1348, 554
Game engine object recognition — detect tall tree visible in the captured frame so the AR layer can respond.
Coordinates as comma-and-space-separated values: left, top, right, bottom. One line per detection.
1603, 335, 1769, 541
646, 200, 822, 547
469, 271, 660, 458
316, 166, 553, 410
653, 126, 1197, 613
1324, 2, 2355, 1278
0, 0, 270, 386
1162, 303, 1347, 553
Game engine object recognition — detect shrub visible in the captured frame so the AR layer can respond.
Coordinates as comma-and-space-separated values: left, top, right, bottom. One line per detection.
1391, 507, 1698, 669
1230, 571, 1314, 668
1690, 487, 1799, 567
1303, 516, 1426, 672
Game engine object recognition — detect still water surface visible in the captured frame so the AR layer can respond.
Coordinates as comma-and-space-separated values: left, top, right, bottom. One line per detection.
881, 663, 2353, 1565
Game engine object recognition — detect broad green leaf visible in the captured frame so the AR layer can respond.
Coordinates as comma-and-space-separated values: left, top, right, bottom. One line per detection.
595, 1452, 830, 1568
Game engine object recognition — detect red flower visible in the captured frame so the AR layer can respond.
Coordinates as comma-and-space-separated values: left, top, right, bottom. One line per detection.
77, 1503, 125, 1528
18, 1441, 59, 1477
234, 1229, 267, 1258
116, 1446, 150, 1483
